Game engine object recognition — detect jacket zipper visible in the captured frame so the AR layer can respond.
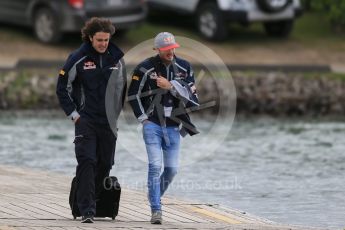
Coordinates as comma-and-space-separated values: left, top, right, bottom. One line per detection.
166, 64, 170, 80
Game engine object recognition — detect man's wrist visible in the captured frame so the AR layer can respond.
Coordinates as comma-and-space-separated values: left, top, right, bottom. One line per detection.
169, 84, 177, 94
71, 114, 79, 120
70, 112, 80, 123
72, 115, 80, 123
69, 110, 80, 121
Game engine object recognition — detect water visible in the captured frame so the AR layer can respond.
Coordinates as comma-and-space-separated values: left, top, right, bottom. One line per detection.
0, 113, 344, 229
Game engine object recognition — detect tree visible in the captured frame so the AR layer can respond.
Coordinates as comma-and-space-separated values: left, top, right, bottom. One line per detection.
308, 0, 345, 32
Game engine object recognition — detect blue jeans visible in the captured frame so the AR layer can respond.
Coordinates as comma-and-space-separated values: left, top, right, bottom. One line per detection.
143, 121, 180, 212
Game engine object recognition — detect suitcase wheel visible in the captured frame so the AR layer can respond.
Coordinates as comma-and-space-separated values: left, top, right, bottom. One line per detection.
112, 214, 116, 220
73, 215, 76, 220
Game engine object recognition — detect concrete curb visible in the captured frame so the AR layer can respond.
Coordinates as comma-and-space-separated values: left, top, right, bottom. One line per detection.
0, 59, 334, 73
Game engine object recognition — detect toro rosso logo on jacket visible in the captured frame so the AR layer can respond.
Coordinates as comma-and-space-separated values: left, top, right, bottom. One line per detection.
149, 71, 158, 79
83, 61, 96, 70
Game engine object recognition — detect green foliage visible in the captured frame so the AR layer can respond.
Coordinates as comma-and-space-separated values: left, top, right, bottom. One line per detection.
304, 0, 345, 32
300, 0, 312, 10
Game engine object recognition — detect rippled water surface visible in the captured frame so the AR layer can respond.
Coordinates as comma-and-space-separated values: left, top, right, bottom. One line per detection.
0, 114, 344, 229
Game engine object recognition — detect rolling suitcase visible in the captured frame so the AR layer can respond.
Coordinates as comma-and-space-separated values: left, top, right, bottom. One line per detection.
69, 176, 121, 220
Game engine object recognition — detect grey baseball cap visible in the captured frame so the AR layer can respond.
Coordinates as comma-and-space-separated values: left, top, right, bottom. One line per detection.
154, 32, 180, 51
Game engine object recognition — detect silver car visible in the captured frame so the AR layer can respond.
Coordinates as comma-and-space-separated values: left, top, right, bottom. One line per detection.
0, 0, 147, 43
147, 0, 303, 41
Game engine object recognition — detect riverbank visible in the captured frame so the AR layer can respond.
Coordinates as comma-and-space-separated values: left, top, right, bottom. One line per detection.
0, 164, 318, 229
1, 70, 345, 116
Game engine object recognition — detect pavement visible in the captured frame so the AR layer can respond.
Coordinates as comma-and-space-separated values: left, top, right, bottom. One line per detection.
0, 33, 344, 73
0, 164, 324, 230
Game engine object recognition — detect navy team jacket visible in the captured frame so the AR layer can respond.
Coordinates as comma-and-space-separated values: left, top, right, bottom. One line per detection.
56, 42, 126, 137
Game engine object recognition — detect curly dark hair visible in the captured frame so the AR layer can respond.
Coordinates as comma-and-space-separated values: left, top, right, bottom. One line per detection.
81, 17, 115, 42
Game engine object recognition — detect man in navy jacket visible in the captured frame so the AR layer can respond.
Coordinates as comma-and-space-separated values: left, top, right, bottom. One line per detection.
128, 32, 199, 224
56, 17, 126, 223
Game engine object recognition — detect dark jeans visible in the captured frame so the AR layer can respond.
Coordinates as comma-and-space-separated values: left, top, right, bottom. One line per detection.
74, 118, 116, 216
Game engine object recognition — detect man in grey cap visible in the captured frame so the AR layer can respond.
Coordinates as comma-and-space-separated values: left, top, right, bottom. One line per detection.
128, 32, 199, 224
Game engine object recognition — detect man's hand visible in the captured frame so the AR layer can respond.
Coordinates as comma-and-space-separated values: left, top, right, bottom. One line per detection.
73, 115, 80, 124
157, 76, 172, 90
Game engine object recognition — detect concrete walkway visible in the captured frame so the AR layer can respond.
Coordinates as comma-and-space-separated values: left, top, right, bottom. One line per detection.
0, 165, 321, 230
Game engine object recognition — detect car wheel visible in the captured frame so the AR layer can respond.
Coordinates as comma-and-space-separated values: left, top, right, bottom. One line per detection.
257, 0, 292, 13
34, 8, 61, 43
197, 3, 227, 41
264, 19, 294, 37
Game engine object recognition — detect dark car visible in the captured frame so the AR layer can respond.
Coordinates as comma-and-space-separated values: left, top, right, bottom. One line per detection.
0, 0, 147, 43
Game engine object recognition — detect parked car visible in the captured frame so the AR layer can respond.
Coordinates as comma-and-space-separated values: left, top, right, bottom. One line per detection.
0, 0, 147, 43
147, 0, 303, 41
